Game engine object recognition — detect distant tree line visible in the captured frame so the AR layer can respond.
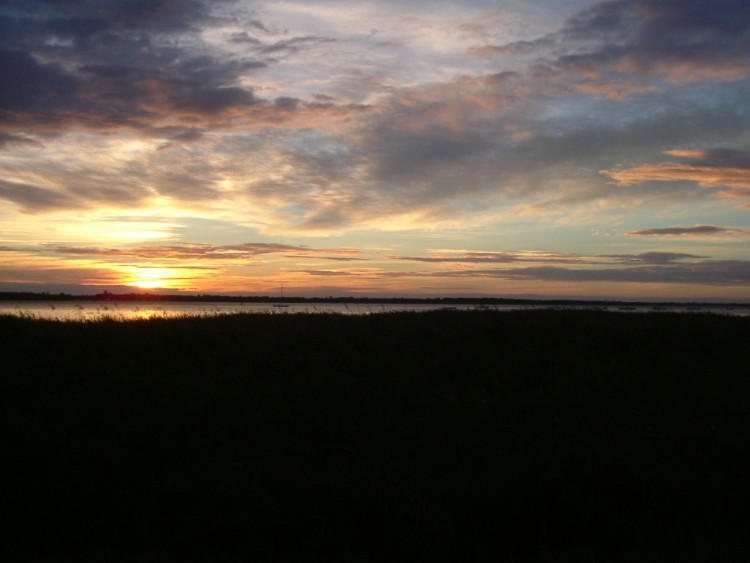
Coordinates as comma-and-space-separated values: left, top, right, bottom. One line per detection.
0, 290, 747, 308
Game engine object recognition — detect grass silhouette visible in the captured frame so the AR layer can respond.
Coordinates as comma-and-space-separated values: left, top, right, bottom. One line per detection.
3, 310, 749, 561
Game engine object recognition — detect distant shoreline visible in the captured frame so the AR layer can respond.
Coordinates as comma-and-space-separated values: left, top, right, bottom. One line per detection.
1, 290, 748, 309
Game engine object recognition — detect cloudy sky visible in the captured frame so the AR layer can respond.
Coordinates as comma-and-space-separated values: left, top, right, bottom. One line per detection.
1, 0, 749, 299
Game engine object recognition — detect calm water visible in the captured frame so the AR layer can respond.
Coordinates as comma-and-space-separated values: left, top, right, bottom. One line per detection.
0, 301, 748, 321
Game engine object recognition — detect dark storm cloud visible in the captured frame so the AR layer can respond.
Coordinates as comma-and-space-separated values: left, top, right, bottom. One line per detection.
628, 225, 745, 236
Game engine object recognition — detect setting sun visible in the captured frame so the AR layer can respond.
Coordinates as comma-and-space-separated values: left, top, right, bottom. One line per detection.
126, 267, 182, 290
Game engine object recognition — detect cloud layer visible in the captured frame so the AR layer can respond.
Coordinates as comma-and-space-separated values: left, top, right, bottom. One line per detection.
1, 0, 749, 297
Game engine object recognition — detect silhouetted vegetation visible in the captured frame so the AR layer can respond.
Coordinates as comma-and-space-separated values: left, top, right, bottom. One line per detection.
3, 310, 749, 561
2, 290, 747, 311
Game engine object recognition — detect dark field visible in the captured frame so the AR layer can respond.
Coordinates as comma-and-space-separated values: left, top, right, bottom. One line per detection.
3, 310, 750, 561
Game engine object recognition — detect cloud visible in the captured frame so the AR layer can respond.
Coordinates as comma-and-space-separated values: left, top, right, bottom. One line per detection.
0, 267, 120, 285
0, 47, 80, 121
0, 178, 79, 212
394, 250, 587, 265
557, 0, 750, 82
0, 0, 371, 136
296, 269, 354, 277
466, 37, 557, 58
395, 249, 703, 267
613, 252, 702, 264
665, 148, 750, 168
602, 148, 750, 189
628, 225, 746, 236
0, 0, 749, 300
464, 0, 750, 86
572, 79, 661, 100
260, 36, 336, 57
2, 0, 750, 228
604, 163, 750, 189
49, 242, 361, 261
432, 261, 750, 286
385, 244, 749, 287
0, 131, 40, 148
169, 86, 259, 116
330, 58, 750, 227
717, 190, 750, 206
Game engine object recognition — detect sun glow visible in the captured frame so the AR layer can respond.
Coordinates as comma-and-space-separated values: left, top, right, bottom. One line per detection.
126, 266, 182, 289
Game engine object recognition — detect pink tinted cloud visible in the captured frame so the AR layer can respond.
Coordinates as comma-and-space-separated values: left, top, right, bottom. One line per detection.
602, 149, 750, 191
602, 163, 750, 188
572, 80, 661, 100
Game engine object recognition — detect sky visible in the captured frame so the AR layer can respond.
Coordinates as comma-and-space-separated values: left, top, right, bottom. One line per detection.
1, 0, 750, 300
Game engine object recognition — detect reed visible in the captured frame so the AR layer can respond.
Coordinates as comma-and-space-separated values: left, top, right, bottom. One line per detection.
3, 310, 749, 561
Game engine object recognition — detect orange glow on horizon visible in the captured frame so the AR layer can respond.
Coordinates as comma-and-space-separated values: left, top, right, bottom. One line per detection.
125, 266, 189, 290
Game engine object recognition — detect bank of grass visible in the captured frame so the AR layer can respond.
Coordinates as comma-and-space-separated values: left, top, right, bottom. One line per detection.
2, 310, 750, 561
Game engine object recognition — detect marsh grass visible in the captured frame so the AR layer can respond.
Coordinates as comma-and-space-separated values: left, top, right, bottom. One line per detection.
2, 310, 750, 561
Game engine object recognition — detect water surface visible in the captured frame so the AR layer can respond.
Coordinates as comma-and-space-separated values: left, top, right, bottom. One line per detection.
1, 300, 747, 320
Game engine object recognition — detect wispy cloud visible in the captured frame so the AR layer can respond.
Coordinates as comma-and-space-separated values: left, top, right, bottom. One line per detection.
394, 250, 588, 265
385, 248, 750, 287
0, 132, 39, 149
627, 225, 747, 236
601, 147, 750, 212
0, 179, 79, 212
420, 261, 750, 287
48, 242, 362, 261
603, 153, 750, 190
394, 249, 703, 266
572, 79, 661, 100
